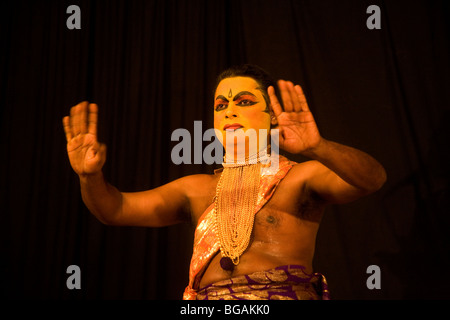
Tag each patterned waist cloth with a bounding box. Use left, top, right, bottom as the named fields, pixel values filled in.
left=195, top=265, right=330, bottom=300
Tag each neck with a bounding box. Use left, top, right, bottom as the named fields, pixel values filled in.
left=223, top=146, right=270, bottom=166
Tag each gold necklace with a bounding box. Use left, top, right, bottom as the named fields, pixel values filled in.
left=214, top=150, right=268, bottom=271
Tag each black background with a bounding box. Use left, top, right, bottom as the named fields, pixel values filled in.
left=1, top=0, right=449, bottom=300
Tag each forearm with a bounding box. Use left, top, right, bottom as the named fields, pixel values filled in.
left=79, top=172, right=123, bottom=224
left=304, top=138, right=387, bottom=193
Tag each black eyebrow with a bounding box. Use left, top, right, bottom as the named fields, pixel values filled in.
left=233, top=91, right=257, bottom=101
left=215, top=95, right=229, bottom=101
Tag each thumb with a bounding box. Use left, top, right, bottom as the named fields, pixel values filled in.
left=98, top=143, right=107, bottom=159
left=86, top=142, right=107, bottom=161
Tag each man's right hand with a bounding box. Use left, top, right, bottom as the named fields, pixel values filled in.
left=63, top=101, right=106, bottom=177
left=62, top=101, right=194, bottom=228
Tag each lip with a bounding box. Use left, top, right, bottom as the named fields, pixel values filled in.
left=223, top=123, right=243, bottom=131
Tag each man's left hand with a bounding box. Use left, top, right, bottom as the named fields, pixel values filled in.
left=268, top=80, right=322, bottom=156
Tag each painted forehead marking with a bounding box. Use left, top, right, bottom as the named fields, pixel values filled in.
left=228, top=89, right=232, bottom=98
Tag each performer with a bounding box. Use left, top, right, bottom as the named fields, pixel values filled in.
left=63, top=64, right=386, bottom=300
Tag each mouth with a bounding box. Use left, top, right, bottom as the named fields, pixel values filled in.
left=223, top=123, right=244, bottom=131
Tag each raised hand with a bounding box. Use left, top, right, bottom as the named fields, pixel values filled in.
left=268, top=80, right=322, bottom=155
left=62, top=102, right=106, bottom=177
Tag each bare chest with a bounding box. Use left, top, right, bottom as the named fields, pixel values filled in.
left=189, top=169, right=324, bottom=225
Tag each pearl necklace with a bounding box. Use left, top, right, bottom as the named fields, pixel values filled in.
left=214, top=149, right=269, bottom=271
left=222, top=147, right=271, bottom=167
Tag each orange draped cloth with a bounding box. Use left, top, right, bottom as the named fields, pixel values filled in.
left=183, top=156, right=296, bottom=300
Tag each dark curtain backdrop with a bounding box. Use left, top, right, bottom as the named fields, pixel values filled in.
left=1, top=0, right=449, bottom=300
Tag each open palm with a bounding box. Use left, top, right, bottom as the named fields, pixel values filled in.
left=268, top=80, right=322, bottom=155
left=62, top=102, right=106, bottom=176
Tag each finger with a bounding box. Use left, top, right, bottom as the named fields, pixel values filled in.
left=267, top=86, right=283, bottom=117
left=70, top=104, right=81, bottom=136
left=71, top=101, right=89, bottom=136
left=278, top=80, right=294, bottom=112
left=99, top=143, right=107, bottom=160
left=89, top=142, right=107, bottom=166
left=62, top=116, right=72, bottom=142
left=88, top=103, right=98, bottom=136
left=294, top=85, right=310, bottom=112
left=285, top=81, right=302, bottom=112
left=79, top=102, right=88, bottom=134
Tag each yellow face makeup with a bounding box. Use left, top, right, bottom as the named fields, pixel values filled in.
left=213, top=77, right=271, bottom=158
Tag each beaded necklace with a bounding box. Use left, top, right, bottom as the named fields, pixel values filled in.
left=214, top=148, right=270, bottom=271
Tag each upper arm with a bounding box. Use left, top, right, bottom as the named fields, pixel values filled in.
left=300, top=161, right=371, bottom=205
left=112, top=176, right=194, bottom=227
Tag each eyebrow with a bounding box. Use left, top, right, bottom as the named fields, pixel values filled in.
left=215, top=91, right=258, bottom=102
left=215, top=95, right=229, bottom=101
left=233, top=91, right=257, bottom=101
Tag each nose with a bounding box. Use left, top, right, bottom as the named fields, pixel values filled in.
left=225, top=103, right=238, bottom=119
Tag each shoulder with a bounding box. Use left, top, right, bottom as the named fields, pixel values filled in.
left=287, top=160, right=325, bottom=180
left=179, top=172, right=219, bottom=184
left=267, top=159, right=315, bottom=192
left=176, top=172, right=220, bottom=224
left=173, top=172, right=219, bottom=198
left=280, top=160, right=328, bottom=199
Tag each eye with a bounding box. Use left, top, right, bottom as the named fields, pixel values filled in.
left=236, top=99, right=257, bottom=106
left=214, top=103, right=227, bottom=111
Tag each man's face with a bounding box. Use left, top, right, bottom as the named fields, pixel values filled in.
left=213, top=77, right=271, bottom=155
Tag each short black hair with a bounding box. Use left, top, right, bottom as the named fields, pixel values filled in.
left=214, top=64, right=277, bottom=112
